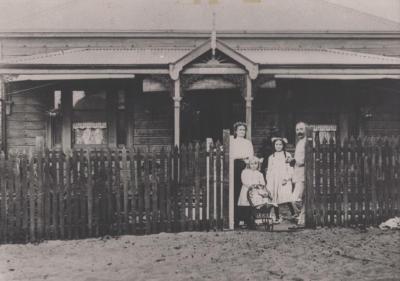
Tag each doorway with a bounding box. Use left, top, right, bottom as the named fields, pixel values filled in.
left=181, top=90, right=244, bottom=144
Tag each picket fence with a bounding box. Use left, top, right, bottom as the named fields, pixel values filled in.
left=305, top=132, right=400, bottom=228
left=0, top=138, right=229, bottom=243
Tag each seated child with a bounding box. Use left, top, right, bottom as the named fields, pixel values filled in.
left=248, top=184, right=277, bottom=209
left=237, top=156, right=275, bottom=228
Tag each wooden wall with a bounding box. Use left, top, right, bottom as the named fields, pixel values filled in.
left=252, top=89, right=281, bottom=154
left=3, top=79, right=399, bottom=153
left=363, top=91, right=400, bottom=137
left=133, top=92, right=173, bottom=151
left=6, top=82, right=51, bottom=151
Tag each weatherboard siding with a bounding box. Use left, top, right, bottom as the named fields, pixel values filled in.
left=6, top=87, right=51, bottom=151
left=133, top=92, right=174, bottom=151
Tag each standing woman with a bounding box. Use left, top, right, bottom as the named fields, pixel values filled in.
left=230, top=122, right=254, bottom=228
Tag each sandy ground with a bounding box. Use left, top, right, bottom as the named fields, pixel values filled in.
left=0, top=227, right=399, bottom=281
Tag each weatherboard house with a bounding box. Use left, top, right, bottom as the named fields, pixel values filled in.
left=0, top=0, right=400, bottom=153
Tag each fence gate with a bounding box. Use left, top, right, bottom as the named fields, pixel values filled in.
left=0, top=132, right=230, bottom=243
left=305, top=128, right=400, bottom=228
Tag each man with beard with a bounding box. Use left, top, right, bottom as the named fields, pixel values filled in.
left=292, top=122, right=307, bottom=227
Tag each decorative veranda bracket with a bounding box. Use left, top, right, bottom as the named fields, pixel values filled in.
left=180, top=74, right=246, bottom=93
left=143, top=74, right=173, bottom=95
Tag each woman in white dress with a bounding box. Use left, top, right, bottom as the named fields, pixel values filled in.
left=265, top=137, right=296, bottom=223
left=230, top=122, right=254, bottom=228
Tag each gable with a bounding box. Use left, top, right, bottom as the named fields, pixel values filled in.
left=169, top=39, right=259, bottom=80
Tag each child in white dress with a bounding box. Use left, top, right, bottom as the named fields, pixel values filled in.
left=237, top=156, right=267, bottom=229
left=266, top=137, right=296, bottom=223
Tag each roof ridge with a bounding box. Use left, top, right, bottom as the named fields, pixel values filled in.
left=318, top=0, right=400, bottom=28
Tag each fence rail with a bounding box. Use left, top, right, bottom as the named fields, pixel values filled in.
left=0, top=140, right=229, bottom=243
left=306, top=133, right=400, bottom=228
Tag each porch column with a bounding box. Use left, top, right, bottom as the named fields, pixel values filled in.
left=173, top=78, right=181, bottom=147
left=0, top=76, right=5, bottom=152
left=61, top=87, right=72, bottom=151
left=245, top=75, right=253, bottom=140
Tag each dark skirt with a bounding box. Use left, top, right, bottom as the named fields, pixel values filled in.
left=234, top=159, right=247, bottom=226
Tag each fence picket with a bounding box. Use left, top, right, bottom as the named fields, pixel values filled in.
left=314, top=133, right=321, bottom=226
left=199, top=143, right=207, bottom=231
left=36, top=147, right=44, bottom=241
left=321, top=137, right=328, bottom=226
left=222, top=130, right=230, bottom=229
left=121, top=148, right=129, bottom=234
left=52, top=150, right=60, bottom=239
left=208, top=142, right=215, bottom=230
left=342, top=138, right=349, bottom=226
left=65, top=150, right=72, bottom=239
left=194, top=143, right=201, bottom=231
left=114, top=150, right=122, bottom=235
left=362, top=138, right=369, bottom=227
left=165, top=149, right=173, bottom=233
left=0, top=152, right=7, bottom=243
left=172, top=146, right=179, bottom=232
left=28, top=151, right=36, bottom=242
left=78, top=149, right=86, bottom=238
left=215, top=141, right=222, bottom=230
left=152, top=152, right=159, bottom=234
left=58, top=151, right=65, bottom=239
left=143, top=149, right=150, bottom=234
left=383, top=140, right=390, bottom=221
left=328, top=136, right=335, bottom=226
left=21, top=153, right=28, bottom=241
left=43, top=149, right=51, bottom=240
left=187, top=143, right=194, bottom=231
left=87, top=149, right=93, bottom=237
left=159, top=148, right=166, bottom=233
left=180, top=145, right=187, bottom=232
left=130, top=148, right=137, bottom=234
left=93, top=148, right=100, bottom=236
left=354, top=138, right=363, bottom=225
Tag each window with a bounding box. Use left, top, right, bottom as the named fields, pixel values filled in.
left=309, top=124, right=337, bottom=144
left=72, top=90, right=107, bottom=145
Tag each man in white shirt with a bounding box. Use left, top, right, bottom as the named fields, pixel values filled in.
left=292, top=122, right=306, bottom=227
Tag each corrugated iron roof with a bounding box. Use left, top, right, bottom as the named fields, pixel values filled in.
left=3, top=48, right=192, bottom=65
left=0, top=0, right=399, bottom=32
left=3, top=47, right=400, bottom=66
left=239, top=48, right=400, bottom=64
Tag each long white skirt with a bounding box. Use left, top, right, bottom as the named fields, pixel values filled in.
left=277, top=181, right=294, bottom=204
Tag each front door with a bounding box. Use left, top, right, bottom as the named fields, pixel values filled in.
left=181, top=90, right=244, bottom=144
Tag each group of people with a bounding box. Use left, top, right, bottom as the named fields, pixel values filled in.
left=231, top=121, right=307, bottom=229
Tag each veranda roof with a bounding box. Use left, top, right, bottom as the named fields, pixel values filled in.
left=3, top=47, right=400, bottom=66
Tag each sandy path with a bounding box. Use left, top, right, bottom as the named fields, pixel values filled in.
left=0, top=228, right=399, bottom=281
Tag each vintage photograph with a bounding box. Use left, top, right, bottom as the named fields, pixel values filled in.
left=0, top=0, right=399, bottom=280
